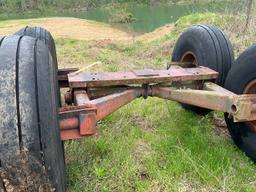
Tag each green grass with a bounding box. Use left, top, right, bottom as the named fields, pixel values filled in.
left=64, top=99, right=256, bottom=191
left=0, top=19, right=33, bottom=27
left=53, top=13, right=256, bottom=191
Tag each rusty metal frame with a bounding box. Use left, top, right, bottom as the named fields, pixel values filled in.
left=59, top=89, right=143, bottom=140
left=68, top=66, right=218, bottom=88
left=151, top=82, right=256, bottom=122
left=58, top=65, right=256, bottom=141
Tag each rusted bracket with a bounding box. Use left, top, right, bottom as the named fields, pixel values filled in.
left=83, top=89, right=143, bottom=121
left=59, top=89, right=143, bottom=140
left=60, top=90, right=98, bottom=140
left=152, top=82, right=256, bottom=122
left=59, top=105, right=97, bottom=140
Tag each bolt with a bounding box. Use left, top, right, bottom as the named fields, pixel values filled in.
left=64, top=91, right=73, bottom=105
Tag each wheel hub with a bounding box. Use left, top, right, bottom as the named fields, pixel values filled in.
left=180, top=51, right=198, bottom=66
left=244, top=79, right=256, bottom=129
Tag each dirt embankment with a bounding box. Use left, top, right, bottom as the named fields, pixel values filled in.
left=0, top=17, right=174, bottom=43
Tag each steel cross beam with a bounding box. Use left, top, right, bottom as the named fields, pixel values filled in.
left=151, top=82, right=256, bottom=122
left=67, top=66, right=218, bottom=88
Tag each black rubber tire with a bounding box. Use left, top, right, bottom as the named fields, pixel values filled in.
left=14, top=26, right=57, bottom=62
left=224, top=45, right=256, bottom=162
left=172, top=24, right=234, bottom=115
left=14, top=26, right=61, bottom=106
left=0, top=35, right=66, bottom=191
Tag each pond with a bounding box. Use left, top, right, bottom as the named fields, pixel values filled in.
left=0, top=1, right=240, bottom=34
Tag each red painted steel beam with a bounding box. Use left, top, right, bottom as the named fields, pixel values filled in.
left=84, top=89, right=143, bottom=121
left=68, top=67, right=218, bottom=88
left=152, top=83, right=256, bottom=122
left=59, top=89, right=143, bottom=140
left=59, top=94, right=97, bottom=140
left=74, top=90, right=90, bottom=105
left=60, top=117, right=79, bottom=130
left=152, top=86, right=235, bottom=112
left=60, top=111, right=97, bottom=141
left=60, top=117, right=83, bottom=140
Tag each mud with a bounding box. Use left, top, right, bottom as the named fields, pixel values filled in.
left=0, top=148, right=53, bottom=192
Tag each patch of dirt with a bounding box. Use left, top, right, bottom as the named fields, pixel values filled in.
left=132, top=140, right=153, bottom=181
left=130, top=116, right=156, bottom=132
left=212, top=114, right=230, bottom=138
left=178, top=177, right=210, bottom=192
left=0, top=17, right=174, bottom=44
left=133, top=140, right=153, bottom=160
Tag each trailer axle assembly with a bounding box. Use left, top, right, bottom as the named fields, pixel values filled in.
left=58, top=66, right=256, bottom=140
left=2, top=25, right=256, bottom=191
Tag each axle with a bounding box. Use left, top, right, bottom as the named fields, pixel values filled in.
left=58, top=66, right=256, bottom=141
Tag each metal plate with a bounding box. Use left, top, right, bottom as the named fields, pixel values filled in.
left=68, top=66, right=218, bottom=88
left=69, top=72, right=102, bottom=81
left=133, top=69, right=160, bottom=77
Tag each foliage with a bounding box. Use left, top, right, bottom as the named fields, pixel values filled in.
left=0, top=0, right=239, bottom=14
left=0, top=0, right=148, bottom=13
left=108, top=7, right=136, bottom=23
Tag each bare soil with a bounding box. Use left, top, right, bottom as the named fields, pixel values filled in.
left=0, top=17, right=174, bottom=43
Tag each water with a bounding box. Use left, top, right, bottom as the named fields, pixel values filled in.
left=0, top=2, right=239, bottom=34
